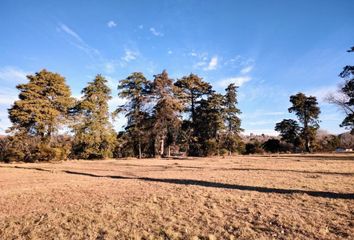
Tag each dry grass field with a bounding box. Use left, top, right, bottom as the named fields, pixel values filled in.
left=0, top=154, right=353, bottom=239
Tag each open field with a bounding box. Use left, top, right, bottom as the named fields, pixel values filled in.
left=0, top=154, right=353, bottom=239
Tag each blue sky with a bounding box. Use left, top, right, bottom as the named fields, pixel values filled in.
left=0, top=0, right=353, bottom=135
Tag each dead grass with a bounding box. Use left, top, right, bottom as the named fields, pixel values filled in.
left=0, top=154, right=353, bottom=239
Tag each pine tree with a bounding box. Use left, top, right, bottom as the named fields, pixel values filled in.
left=7, top=69, right=74, bottom=161
left=151, top=70, right=183, bottom=157
left=174, top=73, right=213, bottom=123
left=288, top=93, right=320, bottom=152
left=72, top=74, right=116, bottom=159
left=223, top=84, right=242, bottom=155
left=116, top=72, right=150, bottom=158
left=9, top=69, right=73, bottom=140
left=192, top=93, right=225, bottom=156
left=174, top=73, right=213, bottom=154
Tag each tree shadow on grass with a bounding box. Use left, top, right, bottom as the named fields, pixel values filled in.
left=3, top=166, right=353, bottom=200
left=215, top=168, right=354, bottom=176
left=273, top=155, right=354, bottom=161
left=63, top=170, right=354, bottom=200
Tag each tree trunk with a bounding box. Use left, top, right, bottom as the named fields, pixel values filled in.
left=191, top=95, right=195, bottom=123
left=168, top=145, right=171, bottom=157
left=305, top=138, right=311, bottom=153
left=138, top=141, right=142, bottom=159
left=160, top=138, right=164, bottom=157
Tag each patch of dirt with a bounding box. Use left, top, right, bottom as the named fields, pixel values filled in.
left=0, top=154, right=353, bottom=239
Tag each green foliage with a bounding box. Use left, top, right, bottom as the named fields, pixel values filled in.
left=338, top=47, right=354, bottom=133
left=116, top=72, right=151, bottom=158
left=275, top=119, right=302, bottom=151
left=288, top=92, right=320, bottom=152
left=72, top=75, right=116, bottom=159
left=223, top=84, right=243, bottom=154
left=224, top=84, right=242, bottom=133
left=174, top=73, right=212, bottom=123
left=7, top=69, right=74, bottom=161
left=244, top=142, right=264, bottom=155
left=315, top=134, right=340, bottom=152
left=151, top=70, right=183, bottom=156
left=8, top=69, right=74, bottom=140
left=1, top=134, right=70, bottom=162
left=223, top=133, right=242, bottom=155
left=191, top=93, right=225, bottom=156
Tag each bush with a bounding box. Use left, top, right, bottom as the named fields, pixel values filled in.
left=244, top=142, right=264, bottom=155
left=1, top=134, right=71, bottom=162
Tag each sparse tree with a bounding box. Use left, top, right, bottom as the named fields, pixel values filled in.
left=72, top=75, right=116, bottom=159
left=288, top=93, right=321, bottom=152
left=327, top=47, right=354, bottom=133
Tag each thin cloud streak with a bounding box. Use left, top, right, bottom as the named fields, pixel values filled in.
left=204, top=56, right=218, bottom=71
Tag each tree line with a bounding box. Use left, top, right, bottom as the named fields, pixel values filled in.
left=0, top=47, right=352, bottom=162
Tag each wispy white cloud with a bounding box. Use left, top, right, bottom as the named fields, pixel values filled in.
left=224, top=55, right=255, bottom=69
left=242, top=111, right=287, bottom=119
left=149, top=27, right=164, bottom=37
left=304, top=85, right=337, bottom=103
left=105, top=63, right=115, bottom=73
left=138, top=25, right=144, bottom=29
left=0, top=91, right=17, bottom=105
left=190, top=52, right=198, bottom=57
left=0, top=66, right=29, bottom=83
left=194, top=61, right=207, bottom=68
left=107, top=20, right=117, bottom=28
left=58, top=23, right=83, bottom=42
left=57, top=23, right=101, bottom=60
left=247, top=120, right=276, bottom=126
left=217, top=76, right=251, bottom=87
left=121, top=49, right=139, bottom=62
left=240, top=65, right=253, bottom=74
left=0, top=87, right=19, bottom=133
left=203, top=56, right=218, bottom=71
left=167, top=50, right=173, bottom=55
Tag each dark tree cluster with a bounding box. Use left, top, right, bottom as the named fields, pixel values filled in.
left=1, top=69, right=243, bottom=162
left=116, top=71, right=243, bottom=158
left=275, top=93, right=321, bottom=153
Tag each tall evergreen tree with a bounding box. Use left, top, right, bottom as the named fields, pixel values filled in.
left=8, top=69, right=74, bottom=141
left=174, top=73, right=213, bottom=123
left=151, top=70, right=183, bottom=157
left=116, top=72, right=150, bottom=158
left=223, top=84, right=242, bottom=154
left=288, top=93, right=320, bottom=152
left=7, top=69, right=74, bottom=162
left=174, top=74, right=213, bottom=154
left=192, top=93, right=225, bottom=156
left=72, top=75, right=116, bottom=159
